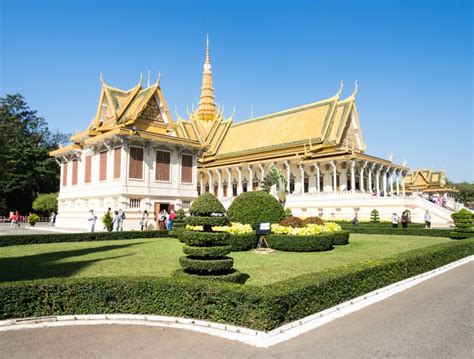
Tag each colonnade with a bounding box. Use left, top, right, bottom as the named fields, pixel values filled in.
left=199, top=159, right=407, bottom=200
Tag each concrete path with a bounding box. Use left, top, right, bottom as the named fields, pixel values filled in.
left=1, top=262, right=472, bottom=358
left=0, top=223, right=84, bottom=235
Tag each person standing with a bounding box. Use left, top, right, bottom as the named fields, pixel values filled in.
left=112, top=210, right=120, bottom=232
left=10, top=212, right=17, bottom=229
left=158, top=210, right=166, bottom=230
left=141, top=210, right=149, bottom=231
left=118, top=209, right=125, bottom=231
left=49, top=212, right=56, bottom=226
left=352, top=213, right=359, bottom=227
left=168, top=210, right=176, bottom=230
left=88, top=210, right=97, bottom=232
left=391, top=213, right=399, bottom=228
left=424, top=210, right=431, bottom=229
left=401, top=212, right=408, bottom=229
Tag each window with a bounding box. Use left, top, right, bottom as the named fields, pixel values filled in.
left=156, top=150, right=171, bottom=181
left=243, top=181, right=248, bottom=193
left=84, top=155, right=92, bottom=183
left=182, top=201, right=191, bottom=209
left=197, top=185, right=201, bottom=196
left=114, top=147, right=121, bottom=179
left=72, top=159, right=78, bottom=185
left=304, top=177, right=309, bottom=193
left=62, top=162, right=68, bottom=186
left=129, top=147, right=144, bottom=179
left=213, top=184, right=218, bottom=196
left=99, top=151, right=107, bottom=181
left=129, top=198, right=141, bottom=208
left=289, top=179, right=295, bottom=193
left=232, top=183, right=237, bottom=197
left=181, top=154, right=193, bottom=183
left=223, top=184, right=228, bottom=197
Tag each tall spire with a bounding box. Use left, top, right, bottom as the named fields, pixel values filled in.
left=196, top=34, right=217, bottom=121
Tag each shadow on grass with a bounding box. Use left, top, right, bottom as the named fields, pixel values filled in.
left=0, top=243, right=144, bottom=282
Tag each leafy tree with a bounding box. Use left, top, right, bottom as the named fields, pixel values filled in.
left=262, top=164, right=287, bottom=204
left=447, top=180, right=474, bottom=209
left=32, top=193, right=58, bottom=214
left=0, top=94, right=68, bottom=215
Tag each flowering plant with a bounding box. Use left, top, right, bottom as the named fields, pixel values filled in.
left=186, top=222, right=253, bottom=234
left=270, top=222, right=342, bottom=235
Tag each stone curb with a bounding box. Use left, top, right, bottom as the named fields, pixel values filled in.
left=0, top=255, right=472, bottom=348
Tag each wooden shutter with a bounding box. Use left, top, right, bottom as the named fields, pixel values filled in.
left=129, top=147, right=144, bottom=179
left=62, top=162, right=68, bottom=186
left=72, top=159, right=78, bottom=185
left=181, top=154, right=193, bottom=183
left=114, top=147, right=121, bottom=179
left=84, top=155, right=92, bottom=183
left=156, top=150, right=170, bottom=181
left=99, top=151, right=107, bottom=181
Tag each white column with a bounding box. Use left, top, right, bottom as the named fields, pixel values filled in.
left=236, top=167, right=243, bottom=194
left=315, top=163, right=320, bottom=194
left=375, top=166, right=381, bottom=197
left=284, top=161, right=291, bottom=193
left=359, top=161, right=367, bottom=192
left=331, top=160, right=337, bottom=193
left=382, top=168, right=388, bottom=196
left=402, top=172, right=406, bottom=196
left=226, top=168, right=232, bottom=198
left=259, top=163, right=265, bottom=188
left=216, top=169, right=223, bottom=198
left=299, top=165, right=305, bottom=194
left=368, top=164, right=373, bottom=193
left=396, top=170, right=400, bottom=195
left=247, top=165, right=253, bottom=192
left=350, top=160, right=356, bottom=194
left=199, top=172, right=204, bottom=194
left=207, top=170, right=213, bottom=193
left=389, top=170, right=394, bottom=195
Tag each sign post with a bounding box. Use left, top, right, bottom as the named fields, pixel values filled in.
left=256, top=222, right=274, bottom=252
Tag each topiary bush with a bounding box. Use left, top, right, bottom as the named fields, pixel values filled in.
left=370, top=209, right=380, bottom=223
left=303, top=216, right=325, bottom=226
left=279, top=216, right=304, bottom=228
left=178, top=193, right=240, bottom=281
left=227, top=191, right=286, bottom=229
left=173, top=209, right=186, bottom=228
left=450, top=208, right=473, bottom=239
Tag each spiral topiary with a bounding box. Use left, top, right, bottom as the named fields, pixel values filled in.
left=370, top=209, right=380, bottom=223
left=177, top=193, right=240, bottom=281
left=450, top=208, right=473, bottom=239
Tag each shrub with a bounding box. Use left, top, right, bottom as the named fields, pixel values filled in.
left=1, top=239, right=472, bottom=330
left=285, top=208, right=293, bottom=217
left=370, top=209, right=380, bottom=223
left=212, top=222, right=253, bottom=234
left=331, top=231, right=350, bottom=245
left=227, top=191, right=286, bottom=229
left=303, top=216, right=324, bottom=226
left=0, top=230, right=170, bottom=247
left=346, top=227, right=467, bottom=237
left=173, top=209, right=186, bottom=228
left=32, top=193, right=58, bottom=214
left=450, top=208, right=473, bottom=239
left=267, top=233, right=334, bottom=252
left=279, top=216, right=304, bottom=228
left=27, top=213, right=39, bottom=226
left=102, top=211, right=113, bottom=232
left=229, top=233, right=257, bottom=251
left=177, top=193, right=238, bottom=280
left=271, top=222, right=342, bottom=235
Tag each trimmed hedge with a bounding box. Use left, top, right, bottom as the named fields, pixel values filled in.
left=346, top=227, right=465, bottom=237
left=227, top=191, right=286, bottom=229
left=189, top=192, right=226, bottom=216
left=185, top=216, right=229, bottom=227
left=229, top=233, right=257, bottom=251
left=179, top=256, right=234, bottom=273
left=337, top=222, right=425, bottom=229
left=267, top=233, right=334, bottom=252
left=0, top=230, right=170, bottom=247
left=180, top=231, right=230, bottom=247
left=183, top=245, right=231, bottom=258
left=331, top=231, right=350, bottom=245
left=1, top=239, right=472, bottom=331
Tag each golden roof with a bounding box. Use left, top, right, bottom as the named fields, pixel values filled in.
left=196, top=35, right=217, bottom=122
left=405, top=169, right=456, bottom=192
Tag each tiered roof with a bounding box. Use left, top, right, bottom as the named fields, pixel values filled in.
left=404, top=169, right=457, bottom=193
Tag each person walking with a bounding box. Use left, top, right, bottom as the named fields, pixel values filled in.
left=10, top=212, right=18, bottom=229
left=112, top=210, right=120, bottom=232
left=88, top=210, right=97, bottom=232
left=141, top=210, right=149, bottom=231
left=49, top=212, right=56, bottom=226
left=118, top=209, right=126, bottom=231
left=424, top=210, right=431, bottom=229
left=352, top=213, right=359, bottom=227
left=158, top=210, right=166, bottom=230
left=168, top=210, right=176, bottom=230
left=401, top=212, right=409, bottom=229
left=391, top=213, right=399, bottom=228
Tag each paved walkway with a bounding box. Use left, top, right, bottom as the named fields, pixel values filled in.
left=0, top=223, right=83, bottom=235
left=1, top=262, right=472, bottom=358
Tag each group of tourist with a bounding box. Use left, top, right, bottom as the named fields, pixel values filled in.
left=86, top=208, right=176, bottom=232
left=351, top=210, right=432, bottom=228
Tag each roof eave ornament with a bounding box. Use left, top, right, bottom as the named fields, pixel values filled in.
left=336, top=80, right=343, bottom=97
left=350, top=80, right=359, bottom=98
left=99, top=72, right=105, bottom=84
left=138, top=73, right=143, bottom=87
left=156, top=72, right=161, bottom=87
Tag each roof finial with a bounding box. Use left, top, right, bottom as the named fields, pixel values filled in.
left=147, top=69, right=151, bottom=87
left=99, top=72, right=104, bottom=84
left=138, top=73, right=143, bottom=87
left=336, top=80, right=343, bottom=97
left=196, top=34, right=217, bottom=121
left=350, top=80, right=359, bottom=97
left=156, top=72, right=161, bottom=86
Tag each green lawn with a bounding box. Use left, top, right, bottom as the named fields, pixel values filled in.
left=0, top=234, right=452, bottom=286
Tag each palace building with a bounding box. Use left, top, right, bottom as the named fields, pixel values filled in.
left=51, top=37, right=457, bottom=229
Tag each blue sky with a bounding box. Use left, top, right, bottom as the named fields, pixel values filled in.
left=1, top=0, right=472, bottom=181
